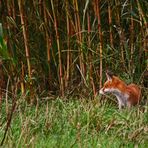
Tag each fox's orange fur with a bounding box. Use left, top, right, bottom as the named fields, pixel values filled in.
left=99, top=71, right=141, bottom=109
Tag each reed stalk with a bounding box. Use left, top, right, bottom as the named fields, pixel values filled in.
left=50, top=0, right=64, bottom=96
left=65, top=0, right=71, bottom=88
left=136, top=0, right=147, bottom=26
left=94, top=0, right=103, bottom=88
left=136, top=0, right=148, bottom=66
left=73, top=0, right=85, bottom=79
left=108, top=0, right=113, bottom=48
left=18, top=0, right=32, bottom=101
left=115, top=0, right=126, bottom=71
left=12, top=0, right=16, bottom=23
left=0, top=59, right=3, bottom=110
left=87, top=13, right=96, bottom=96
left=0, top=24, right=4, bottom=110
left=38, top=0, right=43, bottom=15
left=129, top=3, right=134, bottom=76
left=43, top=0, right=52, bottom=88
left=21, top=62, right=25, bottom=95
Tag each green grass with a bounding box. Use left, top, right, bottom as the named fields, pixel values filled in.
left=0, top=97, right=148, bottom=148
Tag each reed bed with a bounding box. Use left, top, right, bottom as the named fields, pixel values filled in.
left=0, top=0, right=147, bottom=147
left=0, top=0, right=147, bottom=99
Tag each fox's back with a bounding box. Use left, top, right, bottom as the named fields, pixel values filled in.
left=127, top=84, right=141, bottom=105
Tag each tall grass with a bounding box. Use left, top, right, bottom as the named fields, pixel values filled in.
left=0, top=97, right=148, bottom=147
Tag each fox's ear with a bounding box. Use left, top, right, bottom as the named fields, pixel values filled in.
left=106, top=70, right=113, bottom=81
left=106, top=73, right=112, bottom=81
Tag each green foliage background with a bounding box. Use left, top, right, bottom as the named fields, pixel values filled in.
left=0, top=1, right=148, bottom=147
left=0, top=0, right=147, bottom=98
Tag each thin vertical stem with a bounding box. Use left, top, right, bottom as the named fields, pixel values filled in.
left=136, top=0, right=147, bottom=26
left=39, top=0, right=43, bottom=15
left=0, top=59, right=4, bottom=110
left=43, top=0, right=52, bottom=85
left=51, top=0, right=64, bottom=96
left=108, top=0, right=113, bottom=48
left=18, top=0, right=32, bottom=99
left=130, top=3, right=134, bottom=75
left=95, top=0, right=103, bottom=88
left=136, top=0, right=148, bottom=70
left=115, top=0, right=126, bottom=71
left=73, top=0, right=85, bottom=78
left=87, top=13, right=96, bottom=96
left=12, top=0, right=16, bottom=22
left=20, top=62, right=25, bottom=95
left=65, top=0, right=70, bottom=88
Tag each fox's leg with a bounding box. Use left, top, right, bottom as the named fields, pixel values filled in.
left=127, top=101, right=132, bottom=109
left=118, top=101, right=123, bottom=110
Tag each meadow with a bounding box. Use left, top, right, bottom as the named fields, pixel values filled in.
left=0, top=95, right=148, bottom=148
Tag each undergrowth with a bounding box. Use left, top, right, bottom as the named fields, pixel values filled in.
left=0, top=96, right=148, bottom=148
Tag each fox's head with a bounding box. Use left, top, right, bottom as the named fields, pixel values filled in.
left=99, top=70, right=126, bottom=95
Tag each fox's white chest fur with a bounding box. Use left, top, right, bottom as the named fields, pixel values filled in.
left=99, top=88, right=129, bottom=109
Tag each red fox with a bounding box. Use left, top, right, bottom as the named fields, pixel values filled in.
left=99, top=71, right=141, bottom=109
